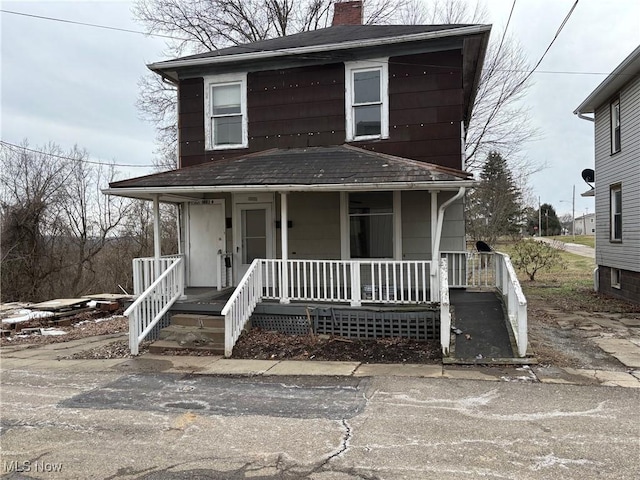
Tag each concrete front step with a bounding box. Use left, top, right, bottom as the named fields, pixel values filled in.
left=148, top=339, right=224, bottom=355
left=170, top=313, right=224, bottom=329
left=159, top=324, right=225, bottom=343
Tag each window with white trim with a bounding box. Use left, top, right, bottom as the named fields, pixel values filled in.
left=610, top=184, right=622, bottom=241
left=349, top=192, right=393, bottom=258
left=204, top=74, right=248, bottom=150
left=611, top=98, right=620, bottom=154
left=345, top=60, right=388, bottom=141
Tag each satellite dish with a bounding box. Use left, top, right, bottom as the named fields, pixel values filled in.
left=581, top=168, right=595, bottom=189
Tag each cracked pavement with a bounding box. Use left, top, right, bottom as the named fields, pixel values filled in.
left=1, top=369, right=639, bottom=479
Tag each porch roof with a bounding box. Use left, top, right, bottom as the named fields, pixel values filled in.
left=105, top=145, right=477, bottom=202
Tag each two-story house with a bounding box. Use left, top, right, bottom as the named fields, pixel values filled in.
left=574, top=45, right=640, bottom=304
left=574, top=213, right=596, bottom=236
left=106, top=2, right=527, bottom=358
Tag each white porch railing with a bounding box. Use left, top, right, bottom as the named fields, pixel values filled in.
left=220, top=255, right=527, bottom=358
left=133, top=254, right=184, bottom=295
left=262, top=259, right=433, bottom=305
left=441, top=251, right=496, bottom=288
left=220, top=258, right=433, bottom=357
left=495, top=252, right=528, bottom=357
left=125, top=255, right=185, bottom=355
left=221, top=258, right=263, bottom=357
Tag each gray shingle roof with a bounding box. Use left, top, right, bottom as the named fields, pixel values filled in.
left=109, top=145, right=472, bottom=190
left=175, top=25, right=475, bottom=62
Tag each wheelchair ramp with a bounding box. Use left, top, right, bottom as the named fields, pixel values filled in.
left=449, top=290, right=514, bottom=362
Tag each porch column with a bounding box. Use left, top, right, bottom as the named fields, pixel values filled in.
left=153, top=194, right=161, bottom=277
left=430, top=191, right=439, bottom=301
left=280, top=192, right=290, bottom=304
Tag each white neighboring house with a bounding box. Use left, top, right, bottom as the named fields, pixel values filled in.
left=574, top=213, right=596, bottom=236
left=574, top=45, right=640, bottom=304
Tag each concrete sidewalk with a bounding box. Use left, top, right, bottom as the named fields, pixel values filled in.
left=2, top=333, right=639, bottom=388
left=535, top=236, right=595, bottom=258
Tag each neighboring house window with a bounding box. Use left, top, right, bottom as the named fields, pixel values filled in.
left=349, top=192, right=393, bottom=258
left=204, top=74, right=248, bottom=150
left=610, top=184, right=622, bottom=241
left=611, top=268, right=621, bottom=289
left=345, top=60, right=389, bottom=141
left=611, top=98, right=621, bottom=154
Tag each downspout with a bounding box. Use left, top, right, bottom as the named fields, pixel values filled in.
left=575, top=110, right=596, bottom=290
left=431, top=187, right=466, bottom=301
left=433, top=187, right=466, bottom=263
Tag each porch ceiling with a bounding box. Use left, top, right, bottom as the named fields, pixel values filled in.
left=104, top=145, right=478, bottom=202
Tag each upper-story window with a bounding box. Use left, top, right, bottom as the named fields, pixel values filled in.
left=345, top=60, right=389, bottom=141
left=204, top=73, right=248, bottom=150
left=610, top=98, right=621, bottom=154
left=610, top=184, right=622, bottom=242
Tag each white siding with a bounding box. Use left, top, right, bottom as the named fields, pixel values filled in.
left=594, top=75, right=640, bottom=272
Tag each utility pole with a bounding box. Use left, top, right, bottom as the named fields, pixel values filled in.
left=545, top=210, right=549, bottom=236
left=538, top=196, right=542, bottom=237
left=572, top=184, right=576, bottom=240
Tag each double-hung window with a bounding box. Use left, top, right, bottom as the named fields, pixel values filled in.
left=204, top=74, right=248, bottom=150
left=610, top=98, right=621, bottom=154
left=345, top=60, right=389, bottom=141
left=610, top=184, right=622, bottom=241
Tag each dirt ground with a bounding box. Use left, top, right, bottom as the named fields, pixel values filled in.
left=231, top=329, right=442, bottom=363
left=3, top=287, right=639, bottom=368
left=524, top=287, right=640, bottom=369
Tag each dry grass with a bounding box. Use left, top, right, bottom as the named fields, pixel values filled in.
left=497, top=241, right=639, bottom=314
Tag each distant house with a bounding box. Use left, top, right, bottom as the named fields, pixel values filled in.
left=574, top=45, right=640, bottom=304
left=574, top=213, right=596, bottom=236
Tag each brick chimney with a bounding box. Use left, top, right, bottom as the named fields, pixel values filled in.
left=332, top=1, right=363, bottom=26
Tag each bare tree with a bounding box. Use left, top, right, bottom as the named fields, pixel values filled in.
left=398, top=1, right=536, bottom=170
left=0, top=141, right=131, bottom=301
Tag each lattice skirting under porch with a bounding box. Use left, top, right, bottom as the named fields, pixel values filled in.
left=251, top=309, right=439, bottom=341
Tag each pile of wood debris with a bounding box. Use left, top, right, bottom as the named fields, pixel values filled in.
left=0, top=294, right=131, bottom=346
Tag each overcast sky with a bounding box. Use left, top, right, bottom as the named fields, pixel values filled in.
left=2, top=0, right=639, bottom=218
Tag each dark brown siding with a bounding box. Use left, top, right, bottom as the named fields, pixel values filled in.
left=598, top=266, right=640, bottom=305
left=178, top=78, right=206, bottom=167
left=358, top=50, right=464, bottom=170
left=177, top=50, right=464, bottom=169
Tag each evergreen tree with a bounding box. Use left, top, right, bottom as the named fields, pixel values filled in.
left=537, top=203, right=562, bottom=236
left=467, top=151, right=523, bottom=244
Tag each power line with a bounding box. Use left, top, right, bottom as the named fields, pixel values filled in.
left=0, top=9, right=190, bottom=41
left=494, top=0, right=517, bottom=59
left=3, top=5, right=626, bottom=79
left=0, top=141, right=155, bottom=169
left=521, top=0, right=580, bottom=84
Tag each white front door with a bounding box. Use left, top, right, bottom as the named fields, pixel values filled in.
left=234, top=200, right=274, bottom=281
left=188, top=201, right=226, bottom=287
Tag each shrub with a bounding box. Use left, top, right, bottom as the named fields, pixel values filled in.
left=511, top=239, right=566, bottom=281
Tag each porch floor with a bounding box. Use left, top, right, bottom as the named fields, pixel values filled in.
left=170, top=288, right=234, bottom=315
left=449, top=290, right=514, bottom=360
